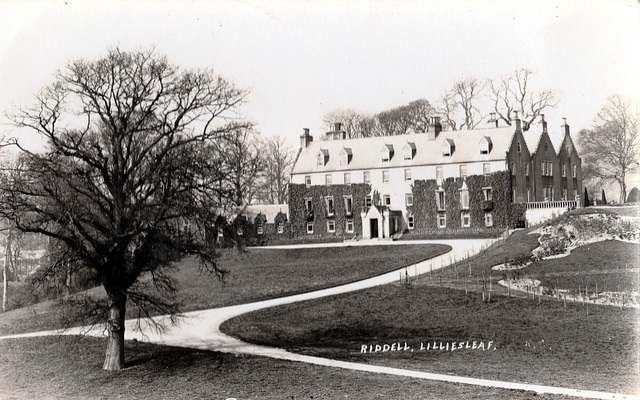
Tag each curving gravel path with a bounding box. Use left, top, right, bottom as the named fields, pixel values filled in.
left=2, top=238, right=638, bottom=400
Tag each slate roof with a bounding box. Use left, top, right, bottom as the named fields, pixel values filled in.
left=243, top=204, right=288, bottom=222
left=292, top=126, right=517, bottom=174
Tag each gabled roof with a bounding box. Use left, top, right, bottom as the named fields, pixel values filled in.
left=291, top=126, right=517, bottom=175
left=340, top=147, right=353, bottom=156
left=243, top=204, right=288, bottom=223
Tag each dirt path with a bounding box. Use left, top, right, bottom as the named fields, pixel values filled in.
left=1, top=238, right=638, bottom=400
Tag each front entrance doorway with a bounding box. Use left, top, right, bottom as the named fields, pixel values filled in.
left=370, top=219, right=379, bottom=238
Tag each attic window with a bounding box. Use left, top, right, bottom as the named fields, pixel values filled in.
left=316, top=149, right=329, bottom=167
left=480, top=136, right=492, bottom=154
left=381, top=144, right=394, bottom=162
left=403, top=142, right=416, bottom=160
left=442, top=139, right=455, bottom=157
left=339, top=147, right=352, bottom=166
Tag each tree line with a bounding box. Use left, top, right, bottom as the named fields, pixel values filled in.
left=321, top=68, right=559, bottom=138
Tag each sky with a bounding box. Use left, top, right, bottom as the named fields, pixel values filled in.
left=1, top=0, right=639, bottom=153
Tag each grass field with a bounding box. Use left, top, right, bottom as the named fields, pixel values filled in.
left=0, top=336, right=578, bottom=400
left=0, top=244, right=449, bottom=336
left=222, top=284, right=639, bottom=395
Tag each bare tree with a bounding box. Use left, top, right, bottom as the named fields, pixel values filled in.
left=0, top=48, right=248, bottom=370
left=322, top=108, right=370, bottom=139
left=488, top=68, right=558, bottom=129
left=578, top=95, right=640, bottom=203
left=256, top=135, right=295, bottom=205
left=210, top=125, right=263, bottom=209
left=438, top=78, right=483, bottom=130
left=438, top=89, right=458, bottom=131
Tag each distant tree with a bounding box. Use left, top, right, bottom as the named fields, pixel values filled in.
left=488, top=68, right=558, bottom=130
left=211, top=125, right=263, bottom=209
left=601, top=189, right=608, bottom=205
left=439, top=78, right=483, bottom=130
left=583, top=187, right=590, bottom=207
left=321, top=108, right=371, bottom=139
left=256, top=135, right=295, bottom=204
left=578, top=95, right=640, bottom=203
left=0, top=48, right=248, bottom=370
left=626, top=187, right=639, bottom=203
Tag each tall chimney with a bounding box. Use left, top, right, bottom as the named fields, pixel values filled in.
left=428, top=116, right=442, bottom=141
left=300, top=128, right=313, bottom=149
left=561, top=117, right=570, bottom=136
left=541, top=114, right=547, bottom=134
left=513, top=111, right=521, bottom=132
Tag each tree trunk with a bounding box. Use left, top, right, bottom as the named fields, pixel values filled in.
left=103, top=289, right=127, bottom=371
left=3, top=235, right=11, bottom=312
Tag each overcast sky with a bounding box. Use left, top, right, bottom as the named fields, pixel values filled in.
left=1, top=0, right=639, bottom=150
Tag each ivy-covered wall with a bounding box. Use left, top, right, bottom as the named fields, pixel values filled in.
left=289, top=183, right=371, bottom=239
left=407, top=170, right=526, bottom=233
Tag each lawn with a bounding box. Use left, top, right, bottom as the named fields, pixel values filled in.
left=222, top=285, right=640, bottom=395
left=0, top=244, right=450, bottom=336
left=0, top=336, right=575, bottom=400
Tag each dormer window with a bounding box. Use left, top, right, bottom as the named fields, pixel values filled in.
left=480, top=136, right=492, bottom=154
left=339, top=147, right=352, bottom=166
left=403, top=142, right=416, bottom=160
left=316, top=149, right=329, bottom=167
left=381, top=144, right=394, bottom=162
left=441, top=139, right=455, bottom=157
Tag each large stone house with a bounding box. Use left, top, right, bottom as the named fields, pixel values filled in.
left=289, top=116, right=582, bottom=239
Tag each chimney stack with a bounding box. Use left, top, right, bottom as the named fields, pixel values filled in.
left=300, top=128, right=313, bottom=149
left=561, top=117, right=570, bottom=136
left=541, top=114, right=547, bottom=134
left=513, top=111, right=521, bottom=132
left=428, top=116, right=442, bottom=141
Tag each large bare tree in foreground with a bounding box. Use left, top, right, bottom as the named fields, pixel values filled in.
left=578, top=95, right=640, bottom=203
left=0, top=48, right=248, bottom=370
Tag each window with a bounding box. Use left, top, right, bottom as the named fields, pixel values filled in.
left=305, top=175, right=311, bottom=187
left=483, top=163, right=491, bottom=175
left=572, top=164, right=577, bottom=178
left=527, top=188, right=531, bottom=202
left=484, top=213, right=493, bottom=227
left=525, top=163, right=529, bottom=177
left=305, top=198, right=313, bottom=213
left=517, top=142, right=521, bottom=152
left=344, top=196, right=353, bottom=215
left=543, top=186, right=554, bottom=201
left=403, top=143, right=415, bottom=160
left=407, top=215, right=414, bottom=230
left=482, top=187, right=493, bottom=201
left=325, top=174, right=332, bottom=185
left=480, top=137, right=492, bottom=154
left=325, top=196, right=335, bottom=216
left=382, top=170, right=390, bottom=183
left=257, top=222, right=264, bottom=235
left=316, top=153, right=324, bottom=167
left=542, top=161, right=553, bottom=177
left=404, top=168, right=412, bottom=181
left=381, top=144, right=394, bottom=162
left=363, top=171, right=371, bottom=184
left=383, top=194, right=391, bottom=206
left=461, top=212, right=471, bottom=227
left=237, top=225, right=244, bottom=236
left=405, top=193, right=413, bottom=206
left=344, top=172, right=351, bottom=185
left=573, top=189, right=578, bottom=200
left=437, top=213, right=446, bottom=228
left=306, top=222, right=314, bottom=234
left=460, top=189, right=469, bottom=210
left=327, top=220, right=335, bottom=233
left=218, top=226, right=224, bottom=237
left=460, top=164, right=467, bottom=178
left=277, top=222, right=284, bottom=234
left=436, top=166, right=443, bottom=180
left=345, top=219, right=354, bottom=233
left=562, top=188, right=568, bottom=200
left=512, top=188, right=517, bottom=202
left=562, top=163, right=567, bottom=177
left=436, top=190, right=446, bottom=211
left=511, top=162, right=516, bottom=175
left=364, top=195, right=372, bottom=207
